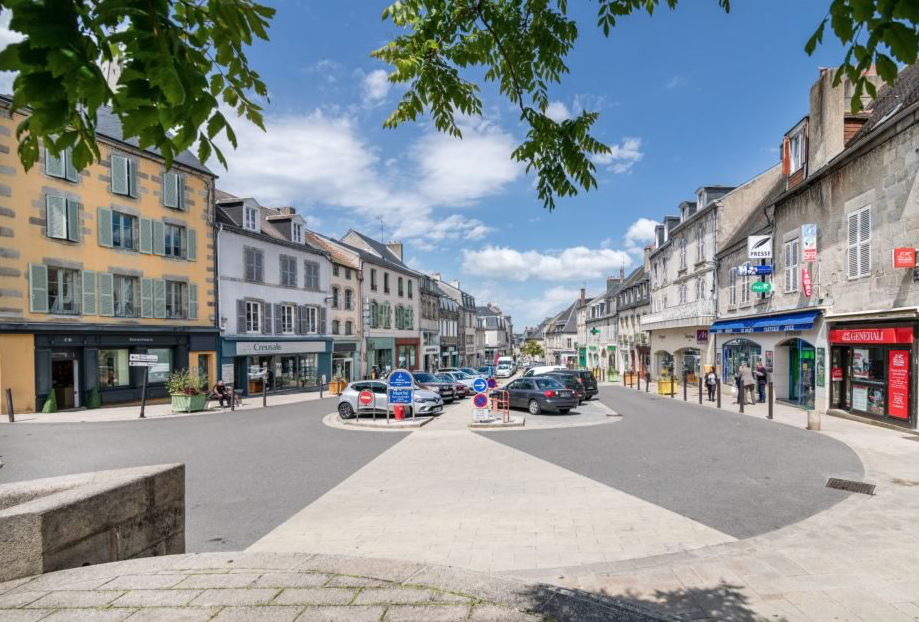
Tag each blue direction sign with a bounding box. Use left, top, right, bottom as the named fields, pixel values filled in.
left=473, top=393, right=488, bottom=408
left=737, top=264, right=773, bottom=276
left=387, top=369, right=414, bottom=405
left=472, top=378, right=488, bottom=393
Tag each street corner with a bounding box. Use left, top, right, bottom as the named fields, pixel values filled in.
left=322, top=411, right=433, bottom=432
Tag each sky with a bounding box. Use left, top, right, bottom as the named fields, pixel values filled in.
left=1, top=3, right=851, bottom=329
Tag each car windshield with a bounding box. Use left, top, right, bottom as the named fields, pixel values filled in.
left=534, top=378, right=564, bottom=389
left=435, top=374, right=454, bottom=382
left=413, top=373, right=438, bottom=383
left=460, top=368, right=478, bottom=375
left=454, top=372, right=470, bottom=379
left=477, top=367, right=491, bottom=373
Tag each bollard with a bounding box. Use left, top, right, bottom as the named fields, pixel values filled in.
left=683, top=373, right=687, bottom=401
left=670, top=376, right=675, bottom=398
left=5, top=388, right=13, bottom=423
left=767, top=382, right=773, bottom=420
left=319, top=382, right=323, bottom=399
left=807, top=409, right=821, bottom=431
left=623, top=371, right=626, bottom=387
left=716, top=377, right=721, bottom=408
left=230, top=388, right=235, bottom=411
left=739, top=387, right=744, bottom=413
left=698, top=376, right=703, bottom=404
left=645, top=372, right=649, bottom=392
left=263, top=382, right=267, bottom=407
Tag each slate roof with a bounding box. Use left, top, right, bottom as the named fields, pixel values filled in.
left=547, top=301, right=578, bottom=335
left=215, top=199, right=327, bottom=256
left=851, top=62, right=919, bottom=142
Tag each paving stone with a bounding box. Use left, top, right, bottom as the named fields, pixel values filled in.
left=383, top=605, right=472, bottom=621
left=352, top=587, right=445, bottom=605
left=0, top=610, right=57, bottom=622
left=110, top=589, right=202, bottom=607
left=188, top=588, right=280, bottom=606
left=0, top=579, right=34, bottom=597
left=253, top=573, right=330, bottom=588
left=272, top=588, right=356, bottom=606
left=119, top=607, right=221, bottom=622
left=99, top=575, right=186, bottom=590
left=175, top=573, right=262, bottom=588
left=0, top=591, right=49, bottom=608
left=25, top=591, right=124, bottom=608
left=38, top=610, right=137, bottom=622
left=468, top=604, right=540, bottom=621
left=297, top=606, right=386, bottom=622
left=324, top=576, right=391, bottom=588
left=211, top=605, right=304, bottom=621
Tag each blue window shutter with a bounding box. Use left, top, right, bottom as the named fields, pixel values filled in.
left=153, top=280, right=166, bottom=318
left=66, top=200, right=80, bottom=242
left=153, top=221, right=165, bottom=255
left=139, top=218, right=153, bottom=254
left=98, top=272, right=114, bottom=317
left=140, top=278, right=154, bottom=318
left=29, top=264, right=48, bottom=313
left=82, top=270, right=96, bottom=315
left=97, top=208, right=113, bottom=247
left=188, top=283, right=198, bottom=320
left=187, top=227, right=197, bottom=261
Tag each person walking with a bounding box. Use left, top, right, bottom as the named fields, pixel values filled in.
left=755, top=362, right=768, bottom=403
left=734, top=364, right=744, bottom=404
left=704, top=366, right=717, bottom=402
left=741, top=363, right=756, bottom=404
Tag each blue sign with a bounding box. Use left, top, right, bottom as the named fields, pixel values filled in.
left=388, top=369, right=414, bottom=405
left=473, top=393, right=488, bottom=408
left=737, top=264, right=773, bottom=276
left=472, top=378, right=488, bottom=393
left=388, top=388, right=413, bottom=404
left=487, top=378, right=497, bottom=389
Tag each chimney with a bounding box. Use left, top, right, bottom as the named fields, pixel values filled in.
left=386, top=240, right=403, bottom=261
left=580, top=287, right=585, bottom=304
left=451, top=279, right=460, bottom=289
left=607, top=275, right=617, bottom=292
left=620, top=266, right=625, bottom=280
left=644, top=245, right=652, bottom=271
left=279, top=207, right=295, bottom=216
left=431, top=272, right=441, bottom=281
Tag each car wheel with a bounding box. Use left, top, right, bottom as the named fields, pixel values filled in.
left=528, top=399, right=541, bottom=415
left=558, top=408, right=570, bottom=414
left=338, top=402, right=355, bottom=419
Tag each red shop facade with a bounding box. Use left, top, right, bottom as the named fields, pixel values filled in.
left=828, top=323, right=917, bottom=429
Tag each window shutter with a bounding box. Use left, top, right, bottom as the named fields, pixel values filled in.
left=858, top=207, right=870, bottom=277
left=187, top=227, right=197, bottom=261
left=237, top=299, right=246, bottom=333
left=127, top=159, right=138, bottom=198
left=66, top=200, right=80, bottom=242
left=153, top=279, right=166, bottom=318
left=95, top=207, right=112, bottom=247
left=188, top=284, right=198, bottom=320
left=255, top=250, right=263, bottom=282
left=140, top=278, right=153, bottom=318
left=320, top=305, right=327, bottom=335
left=98, top=272, right=115, bottom=317
left=274, top=303, right=282, bottom=334
left=163, top=171, right=178, bottom=208
left=28, top=264, right=48, bottom=313
left=45, top=195, right=67, bottom=239
left=111, top=154, right=128, bottom=195
left=178, top=175, right=185, bottom=210
left=792, top=240, right=799, bottom=291
left=82, top=270, right=96, bottom=315
left=45, top=146, right=65, bottom=178
left=153, top=220, right=166, bottom=255
left=64, top=149, right=78, bottom=182
left=138, top=218, right=152, bottom=254
left=781, top=137, right=790, bottom=175
left=262, top=301, right=272, bottom=334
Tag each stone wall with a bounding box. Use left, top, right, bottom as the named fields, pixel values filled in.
left=0, top=463, right=184, bottom=582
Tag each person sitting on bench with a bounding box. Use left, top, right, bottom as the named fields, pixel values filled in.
left=210, top=380, right=232, bottom=408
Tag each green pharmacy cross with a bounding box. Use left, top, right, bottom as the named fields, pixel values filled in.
left=589, top=328, right=601, bottom=335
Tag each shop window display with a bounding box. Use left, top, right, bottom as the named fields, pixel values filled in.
left=98, top=349, right=130, bottom=387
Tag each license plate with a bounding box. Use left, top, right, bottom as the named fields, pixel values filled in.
left=560, top=391, right=571, bottom=397
left=431, top=406, right=442, bottom=413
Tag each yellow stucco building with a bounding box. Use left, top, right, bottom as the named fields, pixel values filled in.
left=0, top=97, right=218, bottom=414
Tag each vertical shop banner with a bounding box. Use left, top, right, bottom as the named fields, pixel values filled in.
left=802, top=224, right=817, bottom=261
left=801, top=266, right=813, bottom=297
left=852, top=349, right=869, bottom=379
left=816, top=347, right=825, bottom=387
left=888, top=349, right=910, bottom=420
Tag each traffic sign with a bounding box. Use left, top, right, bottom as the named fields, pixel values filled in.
left=473, top=393, right=488, bottom=408
left=751, top=281, right=773, bottom=293
left=129, top=360, right=155, bottom=367
left=472, top=378, right=488, bottom=393
left=472, top=408, right=491, bottom=422
left=487, top=378, right=497, bottom=389
left=129, top=354, right=158, bottom=363
left=387, top=369, right=414, bottom=405
left=358, top=390, right=373, bottom=406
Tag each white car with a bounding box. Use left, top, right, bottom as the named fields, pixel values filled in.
left=495, top=364, right=513, bottom=378
left=523, top=365, right=568, bottom=377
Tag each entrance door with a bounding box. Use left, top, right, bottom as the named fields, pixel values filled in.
left=51, top=359, right=76, bottom=409
left=789, top=343, right=800, bottom=401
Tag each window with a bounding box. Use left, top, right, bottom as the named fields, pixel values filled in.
left=405, top=307, right=413, bottom=329
left=163, top=171, right=184, bottom=209
left=280, top=255, right=297, bottom=287
left=784, top=239, right=799, bottom=292
left=332, top=319, right=340, bottom=335
left=345, top=268, right=351, bottom=280
left=246, top=301, right=261, bottom=333
left=741, top=263, right=751, bottom=304
left=98, top=349, right=130, bottom=387
left=370, top=301, right=378, bottom=328
left=407, top=280, right=413, bottom=299
left=45, top=195, right=80, bottom=242
left=398, top=276, right=404, bottom=297
left=344, top=288, right=353, bottom=310
left=384, top=272, right=390, bottom=294
left=244, top=206, right=259, bottom=231
left=303, top=306, right=318, bottom=334
left=382, top=302, right=391, bottom=328
left=396, top=305, right=404, bottom=330
left=332, top=264, right=339, bottom=277
left=679, top=284, right=687, bottom=304
left=847, top=206, right=871, bottom=279
left=111, top=212, right=138, bottom=250
left=292, top=223, right=303, bottom=243
left=110, top=154, right=138, bottom=198
left=48, top=267, right=78, bottom=314
left=281, top=304, right=295, bottom=334
left=696, top=277, right=704, bottom=301
left=45, top=145, right=78, bottom=182
left=345, top=320, right=353, bottom=335
left=164, top=224, right=186, bottom=258
left=788, top=127, right=805, bottom=173
left=332, top=286, right=340, bottom=308
left=729, top=268, right=737, bottom=306
left=147, top=348, right=173, bottom=383
left=370, top=269, right=377, bottom=291
left=696, top=226, right=704, bottom=262
left=113, top=275, right=139, bottom=317
left=165, top=281, right=186, bottom=319
left=304, top=260, right=320, bottom=291
left=244, top=247, right=264, bottom=282
left=679, top=238, right=686, bottom=269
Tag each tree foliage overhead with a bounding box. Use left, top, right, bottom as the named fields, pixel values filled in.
left=0, top=0, right=274, bottom=172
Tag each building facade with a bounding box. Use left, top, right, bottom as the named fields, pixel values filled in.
left=476, top=304, right=513, bottom=363
left=419, top=274, right=441, bottom=371
left=545, top=299, right=578, bottom=367
left=0, top=102, right=219, bottom=414
left=584, top=274, right=623, bottom=376
left=617, top=263, right=651, bottom=377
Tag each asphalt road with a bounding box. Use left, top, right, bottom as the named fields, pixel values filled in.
left=0, top=398, right=407, bottom=553
left=482, top=385, right=865, bottom=539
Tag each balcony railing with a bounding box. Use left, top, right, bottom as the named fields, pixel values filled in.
left=641, top=299, right=714, bottom=329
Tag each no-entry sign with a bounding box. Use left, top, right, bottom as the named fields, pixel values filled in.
left=358, top=390, right=373, bottom=406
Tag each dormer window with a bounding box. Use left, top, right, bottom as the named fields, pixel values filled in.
left=292, top=223, right=303, bottom=243
left=784, top=119, right=807, bottom=175
left=244, top=206, right=258, bottom=232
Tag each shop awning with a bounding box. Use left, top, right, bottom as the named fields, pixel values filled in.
left=710, top=310, right=820, bottom=334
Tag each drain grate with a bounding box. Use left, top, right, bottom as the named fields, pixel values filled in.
left=827, top=477, right=876, bottom=495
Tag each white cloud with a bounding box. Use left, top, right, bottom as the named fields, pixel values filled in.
left=461, top=245, right=632, bottom=282
left=0, top=10, right=23, bottom=94
left=665, top=76, right=686, bottom=90
left=591, top=137, right=643, bottom=174
left=544, top=101, right=571, bottom=122
left=624, top=217, right=659, bottom=255
left=361, top=69, right=391, bottom=104
left=467, top=283, right=580, bottom=329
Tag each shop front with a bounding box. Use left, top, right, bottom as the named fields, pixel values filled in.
left=828, top=324, right=916, bottom=428
left=29, top=326, right=218, bottom=411
left=395, top=338, right=419, bottom=371
left=647, top=326, right=712, bottom=381
left=221, top=337, right=332, bottom=396
left=440, top=344, right=458, bottom=368
left=422, top=344, right=439, bottom=372
left=332, top=340, right=360, bottom=384
left=365, top=336, right=394, bottom=378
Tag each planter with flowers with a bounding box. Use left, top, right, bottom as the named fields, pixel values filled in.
left=167, top=369, right=207, bottom=413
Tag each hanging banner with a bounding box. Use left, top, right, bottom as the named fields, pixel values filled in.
left=888, top=350, right=910, bottom=420
left=802, top=224, right=817, bottom=261
left=802, top=266, right=813, bottom=297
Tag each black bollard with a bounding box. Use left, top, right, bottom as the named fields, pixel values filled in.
left=716, top=377, right=721, bottom=408
left=5, top=388, right=13, bottom=423
left=698, top=376, right=703, bottom=404
left=768, top=381, right=774, bottom=420
left=683, top=373, right=688, bottom=401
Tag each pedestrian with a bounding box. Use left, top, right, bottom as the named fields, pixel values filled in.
left=370, top=366, right=378, bottom=380
left=755, top=362, right=767, bottom=403
left=734, top=364, right=744, bottom=404
left=705, top=366, right=717, bottom=402
left=741, top=363, right=756, bottom=404
left=209, top=380, right=231, bottom=408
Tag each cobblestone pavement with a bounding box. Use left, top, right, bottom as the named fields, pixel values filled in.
left=0, top=552, right=668, bottom=621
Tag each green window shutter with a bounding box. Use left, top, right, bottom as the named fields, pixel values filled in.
left=187, top=227, right=197, bottom=261
left=64, top=148, right=78, bottom=182
left=139, top=218, right=153, bottom=254
left=110, top=154, right=128, bottom=195
left=188, top=283, right=198, bottom=320
left=178, top=175, right=185, bottom=210
left=98, top=272, right=114, bottom=317
left=140, top=278, right=154, bottom=318
left=153, top=221, right=165, bottom=255
left=153, top=279, right=166, bottom=318
left=45, top=195, right=66, bottom=239
left=163, top=171, right=178, bottom=208
left=97, top=207, right=113, bottom=247
left=66, top=200, right=80, bottom=242
left=127, top=159, right=138, bottom=198
left=28, top=263, right=48, bottom=313
left=45, top=146, right=65, bottom=178
left=81, top=270, right=96, bottom=315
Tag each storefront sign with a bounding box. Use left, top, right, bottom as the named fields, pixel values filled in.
left=748, top=235, right=773, bottom=259
left=422, top=345, right=439, bottom=355
left=888, top=350, right=910, bottom=420
left=892, top=247, right=917, bottom=268
left=696, top=329, right=709, bottom=343
left=832, top=367, right=843, bottom=380
left=802, top=224, right=817, bottom=261
left=237, top=341, right=326, bottom=356
left=750, top=281, right=773, bottom=293
left=828, top=327, right=913, bottom=344
left=737, top=264, right=773, bottom=276
left=221, top=364, right=234, bottom=384
left=816, top=347, right=825, bottom=387
left=802, top=266, right=813, bottom=297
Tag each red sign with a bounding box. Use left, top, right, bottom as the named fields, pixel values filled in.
left=473, top=393, right=488, bottom=408
left=358, top=389, right=374, bottom=406
left=696, top=329, right=709, bottom=343
left=888, top=350, right=910, bottom=420
left=892, top=247, right=917, bottom=269
left=831, top=367, right=843, bottom=381
left=829, top=327, right=913, bottom=344
left=801, top=267, right=812, bottom=298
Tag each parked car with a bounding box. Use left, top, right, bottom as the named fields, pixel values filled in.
left=411, top=371, right=456, bottom=403
left=459, top=367, right=484, bottom=379
left=493, top=376, right=577, bottom=415
left=547, top=369, right=598, bottom=400
left=541, top=372, right=585, bottom=403
left=338, top=380, right=443, bottom=418
left=495, top=363, right=513, bottom=378
left=523, top=365, right=567, bottom=377
left=437, top=373, right=468, bottom=398
left=439, top=370, right=476, bottom=388
left=477, top=365, right=495, bottom=378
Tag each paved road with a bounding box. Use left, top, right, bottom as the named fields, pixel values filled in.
left=483, top=385, right=864, bottom=539
left=0, top=397, right=407, bottom=553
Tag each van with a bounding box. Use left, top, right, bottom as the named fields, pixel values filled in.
left=497, top=356, right=515, bottom=372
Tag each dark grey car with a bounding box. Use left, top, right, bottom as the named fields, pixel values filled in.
left=411, top=371, right=456, bottom=403
left=494, top=376, right=578, bottom=415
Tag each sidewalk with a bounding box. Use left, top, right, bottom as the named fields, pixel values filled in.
left=0, top=390, right=334, bottom=424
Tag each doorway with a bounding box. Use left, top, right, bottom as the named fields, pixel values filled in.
left=51, top=358, right=79, bottom=409
left=785, top=339, right=815, bottom=409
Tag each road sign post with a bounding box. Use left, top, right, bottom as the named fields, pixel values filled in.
left=139, top=367, right=149, bottom=419
left=387, top=369, right=414, bottom=422
left=128, top=354, right=158, bottom=419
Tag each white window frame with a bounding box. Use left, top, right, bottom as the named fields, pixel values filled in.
left=696, top=226, right=704, bottom=262
left=784, top=239, right=799, bottom=293
left=304, top=306, right=318, bottom=334
left=740, top=262, right=751, bottom=304
left=729, top=268, right=737, bottom=306
left=245, top=301, right=261, bottom=333
left=788, top=120, right=806, bottom=174
left=292, top=223, right=303, bottom=243
left=679, top=238, right=686, bottom=269
left=280, top=304, right=295, bottom=334
left=244, top=206, right=259, bottom=232
left=847, top=205, right=871, bottom=280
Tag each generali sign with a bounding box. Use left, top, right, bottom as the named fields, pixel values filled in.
left=828, top=327, right=913, bottom=345
left=892, top=247, right=917, bottom=269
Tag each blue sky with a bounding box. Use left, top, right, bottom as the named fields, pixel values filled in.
left=209, top=1, right=848, bottom=329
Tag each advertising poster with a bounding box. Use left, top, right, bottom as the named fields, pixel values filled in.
left=764, top=350, right=773, bottom=373
left=852, top=348, right=869, bottom=379
left=802, top=224, right=817, bottom=261
left=816, top=347, right=825, bottom=387
left=852, top=386, right=868, bottom=412
left=888, top=349, right=910, bottom=420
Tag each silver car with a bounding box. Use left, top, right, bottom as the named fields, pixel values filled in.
left=337, top=380, right=443, bottom=419
left=439, top=370, right=476, bottom=389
